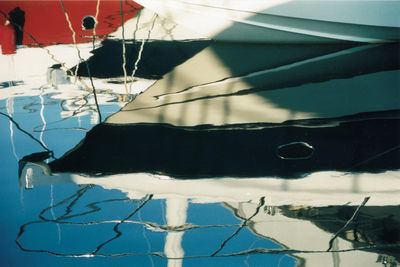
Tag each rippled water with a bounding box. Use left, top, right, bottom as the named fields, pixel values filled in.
left=1, top=91, right=298, bottom=266
left=1, top=2, right=400, bottom=266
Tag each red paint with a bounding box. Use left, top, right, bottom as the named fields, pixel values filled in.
left=0, top=24, right=16, bottom=54
left=0, top=0, right=142, bottom=46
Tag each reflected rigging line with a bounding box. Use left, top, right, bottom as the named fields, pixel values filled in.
left=82, top=60, right=103, bottom=123
left=39, top=93, right=48, bottom=150
left=129, top=13, right=158, bottom=94
left=30, top=92, right=99, bottom=133
left=92, top=0, right=101, bottom=50
left=138, top=209, right=155, bottom=267
left=346, top=145, right=400, bottom=173
left=58, top=0, right=80, bottom=80
left=0, top=112, right=54, bottom=158
left=91, top=194, right=154, bottom=255
left=15, top=189, right=399, bottom=259
left=39, top=185, right=95, bottom=222
left=327, top=196, right=370, bottom=252
left=15, top=238, right=400, bottom=259
left=210, top=196, right=266, bottom=256
left=59, top=0, right=102, bottom=123
left=120, top=0, right=129, bottom=94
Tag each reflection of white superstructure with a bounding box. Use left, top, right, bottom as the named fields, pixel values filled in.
left=133, top=0, right=400, bottom=43
left=225, top=202, right=392, bottom=267
left=20, top=162, right=400, bottom=207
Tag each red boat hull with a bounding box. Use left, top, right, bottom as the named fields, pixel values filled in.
left=0, top=0, right=141, bottom=46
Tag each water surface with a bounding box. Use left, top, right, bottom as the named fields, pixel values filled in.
left=1, top=2, right=399, bottom=267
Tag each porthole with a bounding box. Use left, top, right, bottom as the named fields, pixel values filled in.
left=276, top=142, right=314, bottom=160
left=82, top=15, right=97, bottom=30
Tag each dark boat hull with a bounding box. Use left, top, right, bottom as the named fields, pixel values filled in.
left=48, top=110, right=400, bottom=178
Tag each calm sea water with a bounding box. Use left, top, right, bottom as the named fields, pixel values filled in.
left=1, top=3, right=400, bottom=267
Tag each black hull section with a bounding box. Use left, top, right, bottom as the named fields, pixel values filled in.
left=71, top=39, right=210, bottom=79
left=48, top=111, right=400, bottom=178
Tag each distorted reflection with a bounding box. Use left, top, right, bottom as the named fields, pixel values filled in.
left=14, top=183, right=400, bottom=266
left=1, top=1, right=399, bottom=266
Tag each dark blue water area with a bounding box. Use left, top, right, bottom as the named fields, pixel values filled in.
left=187, top=202, right=241, bottom=226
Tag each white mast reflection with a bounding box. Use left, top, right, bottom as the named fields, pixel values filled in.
left=6, top=97, right=19, bottom=161
left=165, top=198, right=188, bottom=267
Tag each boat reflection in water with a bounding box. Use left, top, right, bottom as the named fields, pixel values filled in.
left=17, top=36, right=400, bottom=267
left=4, top=2, right=398, bottom=265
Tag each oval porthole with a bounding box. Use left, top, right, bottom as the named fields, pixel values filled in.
left=82, top=15, right=97, bottom=30
left=276, top=142, right=314, bottom=160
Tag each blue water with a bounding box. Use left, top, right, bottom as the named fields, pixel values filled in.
left=1, top=6, right=399, bottom=265
left=0, top=91, right=297, bottom=266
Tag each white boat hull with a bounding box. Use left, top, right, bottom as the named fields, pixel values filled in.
left=133, top=0, right=400, bottom=43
